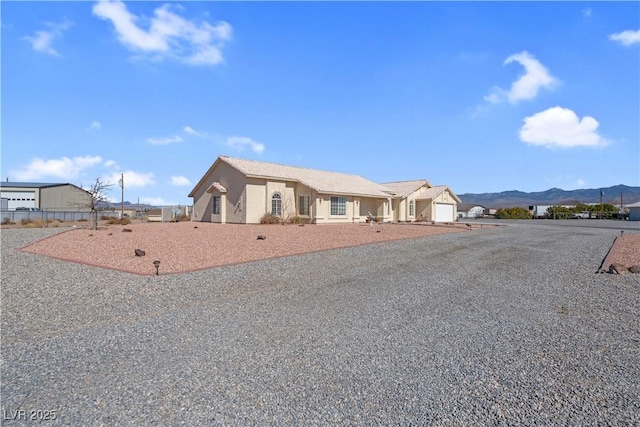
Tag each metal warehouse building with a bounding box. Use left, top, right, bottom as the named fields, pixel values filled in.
left=0, top=182, right=91, bottom=211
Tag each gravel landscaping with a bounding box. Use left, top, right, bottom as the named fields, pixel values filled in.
left=1, top=222, right=639, bottom=425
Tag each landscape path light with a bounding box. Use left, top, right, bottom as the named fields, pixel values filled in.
left=153, top=260, right=160, bottom=275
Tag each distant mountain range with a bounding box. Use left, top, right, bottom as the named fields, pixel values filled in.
left=459, top=185, right=640, bottom=208
left=98, top=200, right=160, bottom=210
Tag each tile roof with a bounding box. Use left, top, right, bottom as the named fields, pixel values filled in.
left=220, top=156, right=395, bottom=198
left=379, top=180, right=430, bottom=198
left=416, top=185, right=462, bottom=203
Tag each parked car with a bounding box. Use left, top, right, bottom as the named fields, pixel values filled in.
left=15, top=207, right=41, bottom=211
left=571, top=211, right=590, bottom=219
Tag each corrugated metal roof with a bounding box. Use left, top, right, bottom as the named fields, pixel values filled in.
left=379, top=180, right=429, bottom=198
left=221, top=156, right=395, bottom=198
left=0, top=182, right=69, bottom=189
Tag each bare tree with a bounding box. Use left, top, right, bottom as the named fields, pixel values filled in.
left=73, top=177, right=114, bottom=230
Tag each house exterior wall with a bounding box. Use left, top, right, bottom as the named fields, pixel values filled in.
left=630, top=206, right=640, bottom=221
left=245, top=179, right=266, bottom=224
left=244, top=180, right=312, bottom=223
left=396, top=187, right=429, bottom=222
left=295, top=183, right=315, bottom=220
left=264, top=180, right=297, bottom=219
left=421, top=191, right=457, bottom=222
left=191, top=161, right=247, bottom=223
left=310, top=195, right=387, bottom=224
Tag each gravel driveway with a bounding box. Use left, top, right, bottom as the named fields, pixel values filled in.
left=1, top=223, right=639, bottom=425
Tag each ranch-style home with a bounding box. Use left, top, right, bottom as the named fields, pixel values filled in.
left=189, top=155, right=460, bottom=224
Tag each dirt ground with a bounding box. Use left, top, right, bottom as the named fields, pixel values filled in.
left=17, top=221, right=474, bottom=275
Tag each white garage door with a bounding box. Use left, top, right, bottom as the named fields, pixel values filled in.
left=1, top=191, right=36, bottom=210
left=435, top=203, right=454, bottom=222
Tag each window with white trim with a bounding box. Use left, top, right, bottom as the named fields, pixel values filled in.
left=409, top=200, right=415, bottom=216
left=330, top=196, right=346, bottom=216
left=299, top=195, right=310, bottom=216
left=212, top=196, right=221, bottom=215
left=271, top=193, right=282, bottom=216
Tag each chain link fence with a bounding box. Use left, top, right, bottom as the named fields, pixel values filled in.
left=1, top=210, right=121, bottom=224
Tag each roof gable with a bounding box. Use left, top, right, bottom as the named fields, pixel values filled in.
left=415, top=185, right=462, bottom=203
left=379, top=180, right=430, bottom=199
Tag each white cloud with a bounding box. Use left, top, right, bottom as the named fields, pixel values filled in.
left=582, top=8, right=592, bottom=19
left=23, top=20, right=73, bottom=56
left=183, top=125, right=201, bottom=136
left=226, top=136, right=265, bottom=154
left=519, top=106, right=610, bottom=149
left=11, top=155, right=103, bottom=181
left=147, top=135, right=184, bottom=145
left=141, top=196, right=169, bottom=206
left=608, top=29, right=640, bottom=46
left=104, top=160, right=118, bottom=168
left=89, top=120, right=102, bottom=130
left=485, top=51, right=558, bottom=104
left=171, top=175, right=191, bottom=186
left=108, top=171, right=155, bottom=188
left=92, top=0, right=232, bottom=65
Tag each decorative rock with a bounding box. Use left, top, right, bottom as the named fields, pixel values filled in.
left=257, top=235, right=266, bottom=240
left=609, top=263, right=629, bottom=275
left=134, top=249, right=146, bottom=257
left=123, top=228, right=133, bottom=232
left=629, top=265, right=640, bottom=274
left=108, top=233, right=113, bottom=236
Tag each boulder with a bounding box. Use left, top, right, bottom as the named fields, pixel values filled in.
left=257, top=235, right=266, bottom=240
left=609, top=263, right=629, bottom=275
left=135, top=249, right=145, bottom=257
left=629, top=265, right=640, bottom=274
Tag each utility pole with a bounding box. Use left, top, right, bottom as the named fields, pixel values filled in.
left=119, top=173, right=124, bottom=219
left=600, top=188, right=603, bottom=220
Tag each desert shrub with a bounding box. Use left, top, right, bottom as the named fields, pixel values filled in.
left=495, top=207, right=531, bottom=219
left=20, top=218, right=31, bottom=225
left=100, top=215, right=111, bottom=220
left=260, top=213, right=281, bottom=224
left=545, top=206, right=572, bottom=219
left=107, top=217, right=131, bottom=225
left=24, top=220, right=44, bottom=228
left=286, top=216, right=308, bottom=225
left=49, top=221, right=60, bottom=228
left=2, top=217, right=13, bottom=225
left=78, top=218, right=88, bottom=222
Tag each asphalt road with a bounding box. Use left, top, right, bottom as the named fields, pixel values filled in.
left=1, top=223, right=639, bottom=425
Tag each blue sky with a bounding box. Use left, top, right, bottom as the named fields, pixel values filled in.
left=2, top=1, right=639, bottom=206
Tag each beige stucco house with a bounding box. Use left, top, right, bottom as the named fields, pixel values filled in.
left=189, top=155, right=459, bottom=224
left=381, top=180, right=461, bottom=223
